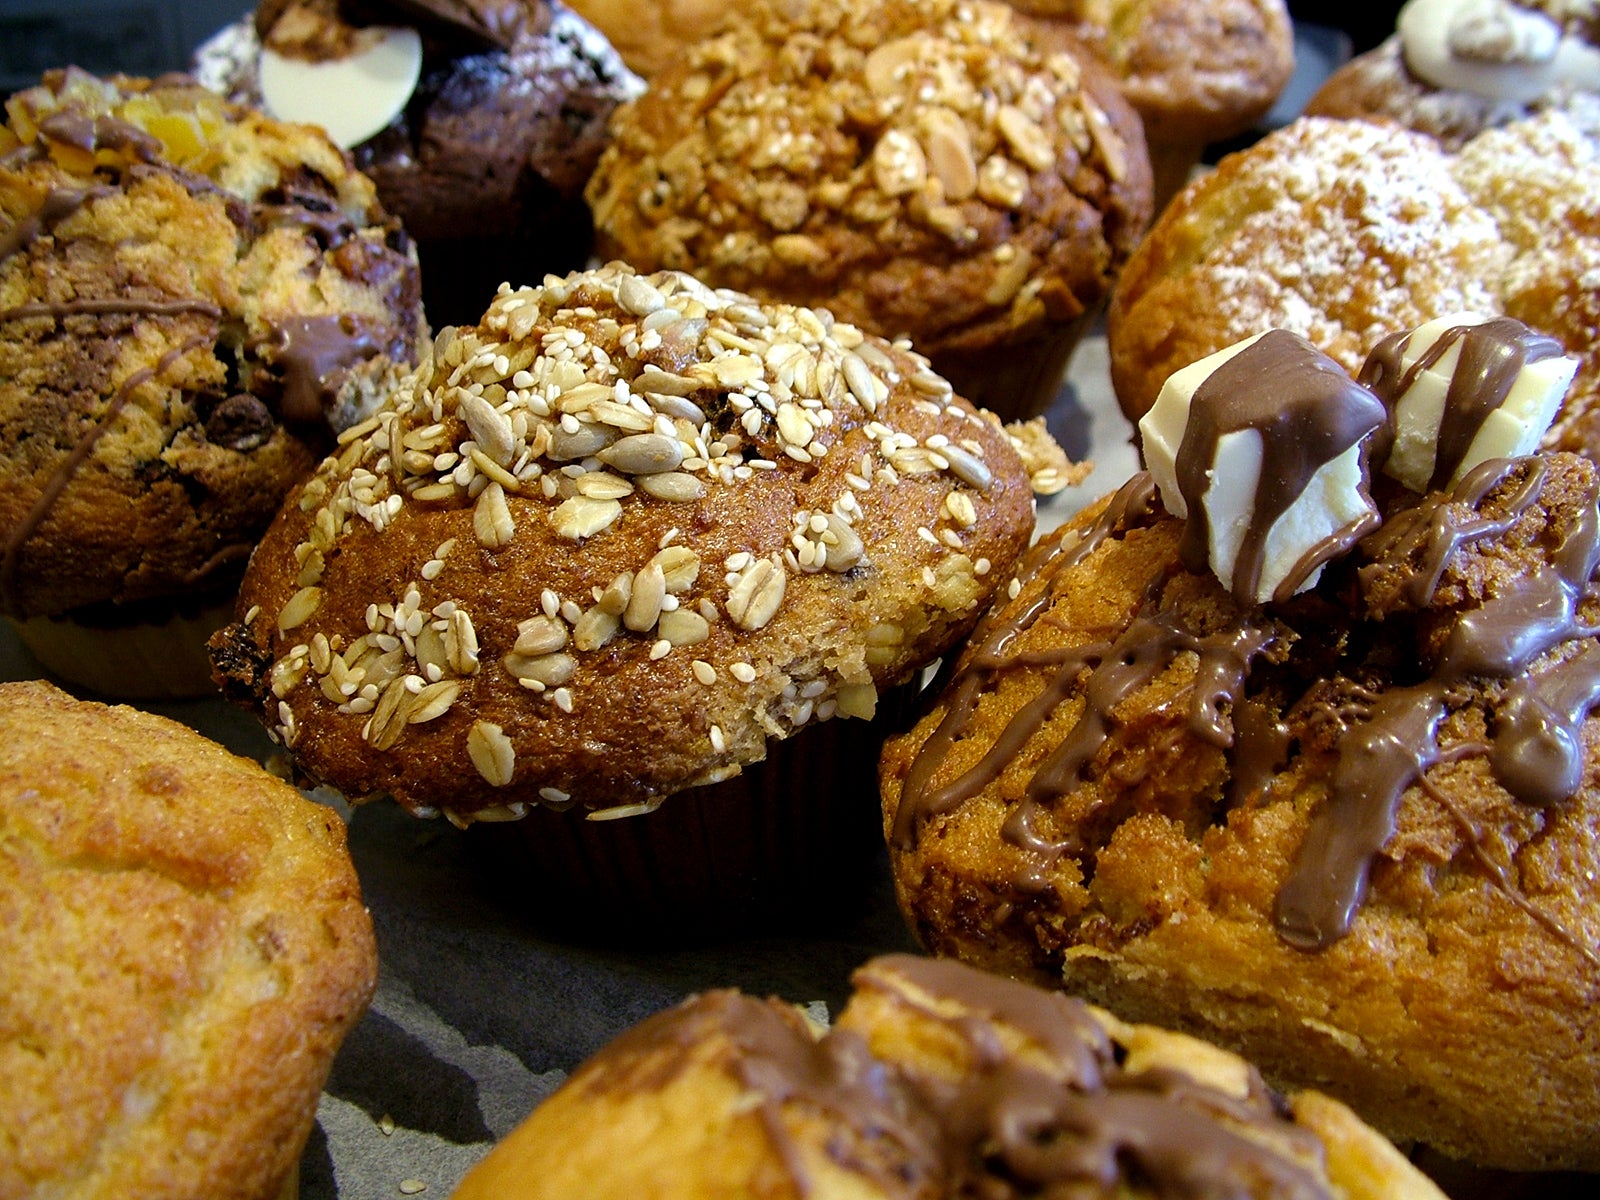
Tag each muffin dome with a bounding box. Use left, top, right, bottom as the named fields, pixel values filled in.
left=0, top=68, right=426, bottom=622
left=210, top=262, right=1051, bottom=824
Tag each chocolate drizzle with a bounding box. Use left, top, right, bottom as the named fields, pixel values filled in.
left=1177, top=330, right=1388, bottom=602
left=0, top=186, right=112, bottom=264
left=590, top=954, right=1337, bottom=1198
left=1276, top=456, right=1600, bottom=948
left=0, top=334, right=212, bottom=613
left=264, top=313, right=385, bottom=423
left=1361, top=317, right=1568, bottom=491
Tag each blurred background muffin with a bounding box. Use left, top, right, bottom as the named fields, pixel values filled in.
left=0, top=68, right=426, bottom=697
left=208, top=262, right=1069, bottom=934
left=1007, top=0, right=1298, bottom=208
left=0, top=678, right=377, bottom=1200
left=195, top=0, right=641, bottom=326
left=1305, top=0, right=1600, bottom=149
left=584, top=0, right=1153, bottom=422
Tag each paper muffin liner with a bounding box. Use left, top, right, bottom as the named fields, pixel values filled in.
left=468, top=681, right=923, bottom=939
left=932, top=307, right=1101, bottom=423
left=9, top=597, right=233, bottom=700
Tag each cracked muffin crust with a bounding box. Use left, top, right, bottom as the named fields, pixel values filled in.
left=452, top=953, right=1447, bottom=1199
left=584, top=0, right=1152, bottom=421
left=0, top=68, right=426, bottom=692
left=881, top=451, right=1600, bottom=1171
left=0, top=679, right=377, bottom=1200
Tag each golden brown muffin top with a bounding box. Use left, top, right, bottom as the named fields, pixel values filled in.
left=1105, top=110, right=1600, bottom=457
left=0, top=69, right=426, bottom=619
left=211, top=263, right=1063, bottom=822
left=452, top=952, right=1446, bottom=1199
left=1010, top=0, right=1296, bottom=145
left=0, top=679, right=377, bottom=1200
left=883, top=448, right=1600, bottom=1168
left=585, top=0, right=1151, bottom=366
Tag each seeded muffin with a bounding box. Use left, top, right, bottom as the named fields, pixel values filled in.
left=0, top=678, right=377, bottom=1200
left=452, top=952, right=1446, bottom=1199
left=1104, top=110, right=1600, bottom=461
left=195, top=0, right=641, bottom=327
left=209, top=262, right=1065, bottom=928
left=0, top=69, right=425, bottom=698
left=584, top=0, right=1152, bottom=422
left=1009, top=0, right=1297, bottom=207
left=1304, top=0, right=1600, bottom=151
left=882, top=325, right=1600, bottom=1169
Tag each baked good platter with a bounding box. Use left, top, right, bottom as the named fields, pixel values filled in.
left=0, top=325, right=1135, bottom=1199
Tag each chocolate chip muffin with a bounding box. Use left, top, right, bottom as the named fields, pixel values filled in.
left=209, top=262, right=1065, bottom=929
left=585, top=0, right=1152, bottom=422
left=882, top=325, right=1600, bottom=1170
left=451, top=953, right=1447, bottom=1199
left=0, top=68, right=426, bottom=697
left=0, top=678, right=377, bottom=1200
left=196, top=0, right=641, bottom=326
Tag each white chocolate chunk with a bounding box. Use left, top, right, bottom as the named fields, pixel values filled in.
left=259, top=26, right=422, bottom=149
left=1374, top=311, right=1577, bottom=493
left=1139, top=334, right=1268, bottom=523
left=1141, top=330, right=1384, bottom=604
left=1397, top=0, right=1600, bottom=105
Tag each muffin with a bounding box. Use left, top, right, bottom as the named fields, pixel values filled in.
left=880, top=321, right=1600, bottom=1170
left=561, top=0, right=730, bottom=77
left=208, top=262, right=1065, bottom=929
left=1009, top=0, right=1297, bottom=207
left=0, top=678, right=377, bottom=1200
left=0, top=68, right=426, bottom=697
left=195, top=0, right=641, bottom=327
left=451, top=952, right=1447, bottom=1199
left=1104, top=109, right=1600, bottom=461
left=1304, top=0, right=1600, bottom=150
left=584, top=0, right=1153, bottom=422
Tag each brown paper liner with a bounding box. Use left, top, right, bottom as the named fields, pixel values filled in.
left=932, top=307, right=1099, bottom=422
left=9, top=600, right=232, bottom=700
left=468, top=683, right=923, bottom=940
left=1147, top=137, right=1208, bottom=215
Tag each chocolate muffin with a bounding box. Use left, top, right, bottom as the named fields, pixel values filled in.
left=209, top=262, right=1065, bottom=929
left=584, top=0, right=1152, bottom=421
left=0, top=679, right=377, bottom=1200
left=0, top=68, right=426, bottom=697
left=196, top=0, right=641, bottom=326
left=451, top=953, right=1448, bottom=1199
left=881, top=322, right=1600, bottom=1169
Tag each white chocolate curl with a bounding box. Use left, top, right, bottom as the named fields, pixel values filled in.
left=259, top=26, right=422, bottom=149
left=1399, top=0, right=1600, bottom=105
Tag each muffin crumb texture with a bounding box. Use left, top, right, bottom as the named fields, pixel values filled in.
left=585, top=0, right=1152, bottom=375
left=0, top=678, right=377, bottom=1199
left=211, top=263, right=1042, bottom=823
